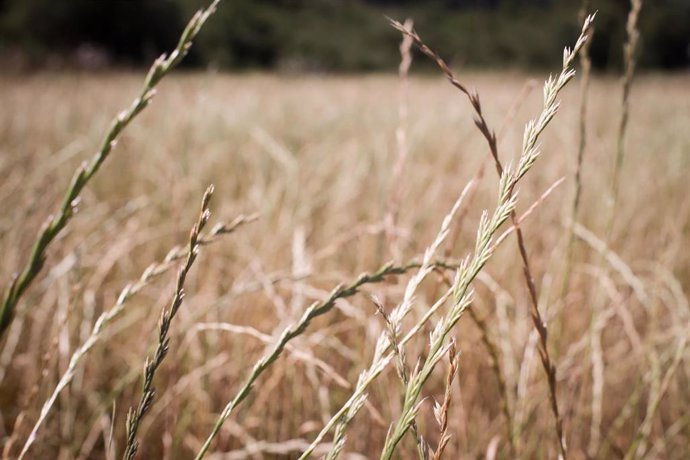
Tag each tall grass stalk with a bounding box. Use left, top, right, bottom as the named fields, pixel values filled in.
left=122, top=185, right=214, bottom=460
left=331, top=185, right=473, bottom=460
left=384, top=18, right=414, bottom=261
left=380, top=16, right=594, bottom=459
left=16, top=213, right=255, bottom=460
left=585, top=5, right=644, bottom=450
left=561, top=5, right=599, bottom=455
left=560, top=4, right=602, bottom=456
left=562, top=0, right=594, bottom=297
left=0, top=0, right=222, bottom=340
left=610, top=0, right=643, bottom=227
left=388, top=22, right=520, bottom=453
left=377, top=170, right=514, bottom=460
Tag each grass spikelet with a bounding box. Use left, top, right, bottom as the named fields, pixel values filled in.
left=430, top=340, right=460, bottom=460
left=371, top=295, right=429, bottom=460
left=122, top=185, right=215, bottom=460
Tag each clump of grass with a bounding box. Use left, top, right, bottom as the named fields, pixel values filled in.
left=301, top=182, right=474, bottom=460
left=193, top=255, right=462, bottom=459
left=300, top=175, right=565, bottom=459
left=299, top=17, right=594, bottom=459
left=391, top=15, right=594, bottom=458
left=0, top=0, right=222, bottom=339
left=380, top=18, right=593, bottom=459
left=16, top=213, right=256, bottom=460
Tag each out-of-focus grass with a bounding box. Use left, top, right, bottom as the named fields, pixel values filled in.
left=0, top=72, right=688, bottom=458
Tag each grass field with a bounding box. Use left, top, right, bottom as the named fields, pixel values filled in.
left=1, top=68, right=689, bottom=459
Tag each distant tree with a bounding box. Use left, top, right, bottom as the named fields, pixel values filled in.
left=0, top=0, right=183, bottom=63
left=0, top=0, right=687, bottom=70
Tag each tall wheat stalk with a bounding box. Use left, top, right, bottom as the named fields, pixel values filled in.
left=122, top=185, right=215, bottom=460
left=0, top=0, right=222, bottom=340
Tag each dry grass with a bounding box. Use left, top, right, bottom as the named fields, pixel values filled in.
left=1, top=18, right=689, bottom=459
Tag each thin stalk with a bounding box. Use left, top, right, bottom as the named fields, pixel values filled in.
left=562, top=0, right=595, bottom=297
left=610, top=0, right=643, bottom=230
left=589, top=4, right=644, bottom=452
left=384, top=17, right=414, bottom=262
left=122, top=185, right=214, bottom=460
left=561, top=6, right=599, bottom=455
left=431, top=341, right=460, bottom=460
left=373, top=297, right=429, bottom=460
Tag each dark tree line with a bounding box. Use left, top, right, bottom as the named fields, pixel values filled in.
left=1, top=0, right=688, bottom=71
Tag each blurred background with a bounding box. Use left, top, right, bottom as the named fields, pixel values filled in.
left=1, top=0, right=689, bottom=73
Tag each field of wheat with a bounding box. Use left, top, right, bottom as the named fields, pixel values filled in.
left=1, top=5, right=689, bottom=460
